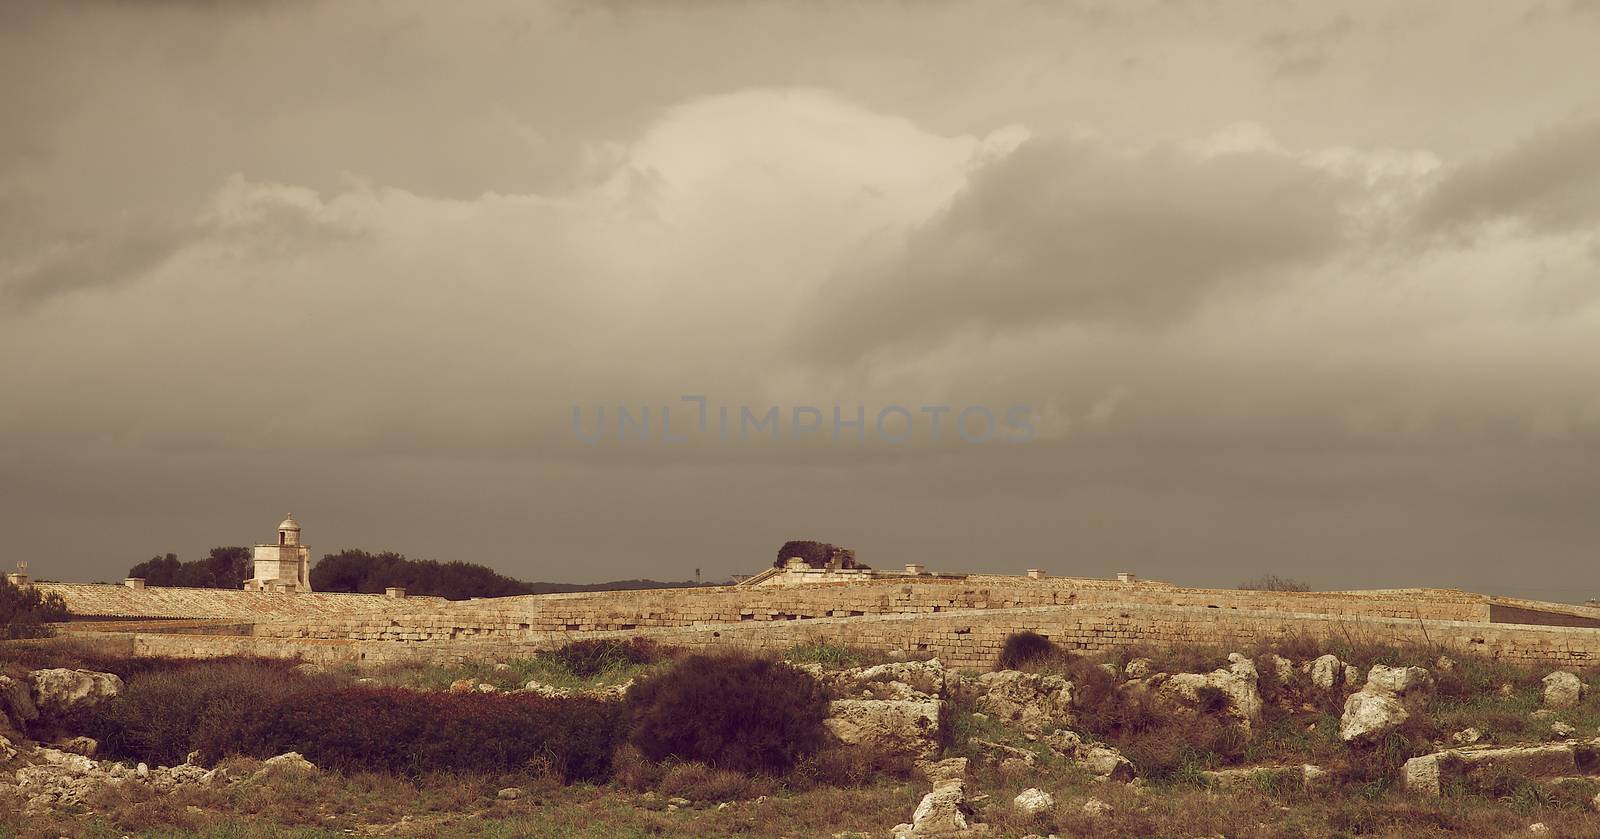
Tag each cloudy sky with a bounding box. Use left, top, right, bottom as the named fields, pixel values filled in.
left=3, top=1, right=1598, bottom=598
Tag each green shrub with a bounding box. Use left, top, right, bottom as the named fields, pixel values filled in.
left=997, top=631, right=1058, bottom=671
left=0, top=578, right=67, bottom=641
left=626, top=653, right=828, bottom=775
left=551, top=638, right=656, bottom=678
left=80, top=660, right=624, bottom=781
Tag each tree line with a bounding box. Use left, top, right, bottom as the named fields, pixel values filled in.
left=123, top=548, right=711, bottom=601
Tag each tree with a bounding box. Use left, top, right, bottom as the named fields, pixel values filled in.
left=127, top=553, right=181, bottom=586
left=772, top=540, right=868, bottom=570
left=310, top=550, right=537, bottom=600
left=1238, top=574, right=1312, bottom=592
left=126, top=548, right=252, bottom=590
left=1, top=577, right=68, bottom=640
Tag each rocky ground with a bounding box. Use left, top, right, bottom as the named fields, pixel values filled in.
left=5, top=646, right=1600, bottom=838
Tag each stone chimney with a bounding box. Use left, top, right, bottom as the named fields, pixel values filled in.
left=385, top=586, right=407, bottom=599
left=904, top=563, right=925, bottom=576
left=124, top=577, right=146, bottom=590
left=1027, top=568, right=1046, bottom=580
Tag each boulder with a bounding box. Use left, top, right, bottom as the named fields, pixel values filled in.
left=825, top=660, right=948, bottom=702
left=1081, top=798, right=1113, bottom=817
left=1042, top=729, right=1136, bottom=782
left=58, top=736, right=98, bottom=757
left=1339, top=690, right=1408, bottom=744
left=0, top=675, right=39, bottom=729
left=1452, top=727, right=1483, bottom=746
left=1365, top=665, right=1434, bottom=702
left=1308, top=655, right=1345, bottom=690
left=1123, top=658, right=1153, bottom=680
left=1266, top=654, right=1295, bottom=684
left=27, top=669, right=123, bottom=717
left=448, top=678, right=476, bottom=694
left=1157, top=653, right=1262, bottom=731
left=825, top=698, right=942, bottom=758
left=250, top=751, right=319, bottom=783
left=1402, top=741, right=1595, bottom=796
left=1542, top=671, right=1586, bottom=709
left=970, top=671, right=1073, bottom=732
left=0, top=733, right=16, bottom=763
left=892, top=776, right=987, bottom=839
left=1340, top=664, right=1434, bottom=744
left=1012, top=787, right=1054, bottom=816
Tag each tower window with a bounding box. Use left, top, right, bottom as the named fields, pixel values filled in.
left=280, top=532, right=286, bottom=545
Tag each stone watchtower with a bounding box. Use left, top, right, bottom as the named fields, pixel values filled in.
left=244, top=514, right=313, bottom=593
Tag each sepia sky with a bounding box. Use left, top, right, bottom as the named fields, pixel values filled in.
left=2, top=1, right=1599, bottom=598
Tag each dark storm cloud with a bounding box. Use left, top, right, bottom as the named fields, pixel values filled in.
left=1417, top=118, right=1600, bottom=234
left=1, top=226, right=187, bottom=306
left=802, top=137, right=1349, bottom=360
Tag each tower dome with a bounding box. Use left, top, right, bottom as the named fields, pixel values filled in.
left=278, top=514, right=301, bottom=532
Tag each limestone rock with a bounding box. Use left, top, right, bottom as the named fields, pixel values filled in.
left=1012, top=788, right=1054, bottom=816
left=448, top=677, right=476, bottom=694
left=920, top=756, right=968, bottom=785
left=27, top=669, right=124, bottom=717
left=1341, top=664, right=1434, bottom=743
left=1081, top=797, right=1113, bottom=817
left=1340, top=690, right=1408, bottom=743
left=824, top=659, right=948, bottom=702
left=1551, top=722, right=1576, bottom=739
left=893, top=776, right=987, bottom=839
left=969, top=671, right=1073, bottom=732
left=0, top=675, right=39, bottom=729
left=825, top=698, right=942, bottom=758
left=521, top=680, right=573, bottom=698
left=1157, top=653, right=1262, bottom=731
left=1528, top=823, right=1550, bottom=835
left=58, top=736, right=97, bottom=757
left=1123, top=658, right=1153, bottom=680
left=1041, top=729, right=1135, bottom=782
left=250, top=751, right=319, bottom=783
left=0, top=733, right=16, bottom=763
left=1402, top=741, right=1591, bottom=796
left=1266, top=654, right=1295, bottom=684
left=1451, top=727, right=1482, bottom=746
left=1364, top=665, right=1434, bottom=702
left=1308, top=655, right=1345, bottom=690
left=1542, top=671, right=1585, bottom=709
left=497, top=786, right=522, bottom=800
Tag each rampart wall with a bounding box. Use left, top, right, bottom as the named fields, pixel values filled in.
left=251, top=579, right=1491, bottom=643
left=91, top=602, right=1600, bottom=672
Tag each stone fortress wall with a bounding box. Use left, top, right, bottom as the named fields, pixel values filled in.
left=36, top=569, right=1600, bottom=672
